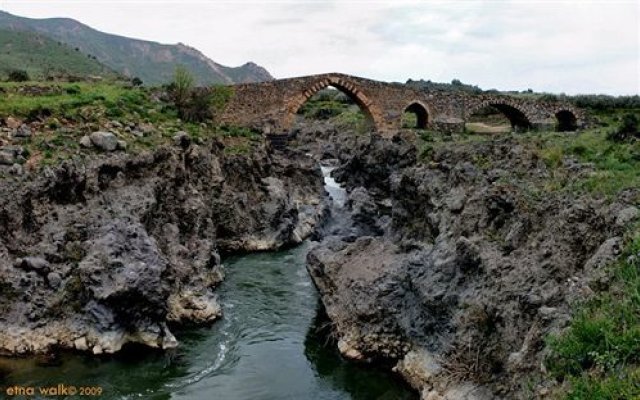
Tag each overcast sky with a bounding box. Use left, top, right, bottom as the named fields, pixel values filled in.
left=1, top=0, right=638, bottom=95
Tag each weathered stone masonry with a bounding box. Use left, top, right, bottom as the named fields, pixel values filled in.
left=218, top=73, right=584, bottom=137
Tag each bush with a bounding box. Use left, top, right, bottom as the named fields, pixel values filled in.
left=607, top=113, right=639, bottom=142
left=175, top=85, right=233, bottom=123
left=131, top=77, right=143, bottom=86
left=7, top=69, right=30, bottom=82
left=65, top=85, right=81, bottom=95
left=169, top=66, right=194, bottom=111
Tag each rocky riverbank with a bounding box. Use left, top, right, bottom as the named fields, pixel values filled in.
left=305, top=132, right=639, bottom=399
left=0, top=139, right=326, bottom=356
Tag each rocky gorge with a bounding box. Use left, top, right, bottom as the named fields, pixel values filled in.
left=0, top=112, right=638, bottom=399
left=0, top=138, right=326, bottom=356
left=295, top=123, right=639, bottom=399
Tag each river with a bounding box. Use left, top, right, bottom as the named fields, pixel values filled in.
left=0, top=166, right=416, bottom=400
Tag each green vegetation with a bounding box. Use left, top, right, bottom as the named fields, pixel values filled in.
left=0, top=29, right=118, bottom=81
left=406, top=77, right=483, bottom=94
left=607, top=113, right=639, bottom=142
left=546, top=232, right=640, bottom=399
left=0, top=82, right=147, bottom=121
left=169, top=66, right=194, bottom=111
left=7, top=69, right=30, bottom=82
left=412, top=109, right=640, bottom=198
left=167, top=66, right=234, bottom=122
left=533, top=127, right=640, bottom=197
left=296, top=88, right=371, bottom=134
left=0, top=79, right=254, bottom=168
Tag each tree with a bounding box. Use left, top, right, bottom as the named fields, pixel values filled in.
left=131, top=77, right=143, bottom=86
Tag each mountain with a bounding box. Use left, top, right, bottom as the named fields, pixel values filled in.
left=0, top=10, right=273, bottom=85
left=0, top=28, right=119, bottom=80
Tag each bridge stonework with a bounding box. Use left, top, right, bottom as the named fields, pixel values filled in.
left=217, top=73, right=584, bottom=137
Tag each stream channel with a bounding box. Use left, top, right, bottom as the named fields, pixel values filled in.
left=0, top=166, right=416, bottom=400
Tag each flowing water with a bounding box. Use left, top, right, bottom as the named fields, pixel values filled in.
left=0, top=167, right=416, bottom=400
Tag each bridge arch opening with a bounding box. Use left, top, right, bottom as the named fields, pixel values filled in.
left=555, top=110, right=578, bottom=132
left=402, top=102, right=429, bottom=129
left=466, top=105, right=512, bottom=134
left=292, top=85, right=372, bottom=134
left=468, top=103, right=532, bottom=133
left=287, top=78, right=377, bottom=134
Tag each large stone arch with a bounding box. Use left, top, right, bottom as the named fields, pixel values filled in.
left=467, top=100, right=533, bottom=132
left=282, top=75, right=384, bottom=132
left=402, top=100, right=431, bottom=129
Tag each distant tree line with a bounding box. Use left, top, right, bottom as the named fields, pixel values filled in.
left=546, top=94, right=640, bottom=110
left=406, top=78, right=483, bottom=94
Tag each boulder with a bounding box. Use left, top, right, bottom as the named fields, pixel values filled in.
left=74, top=337, right=89, bottom=351
left=15, top=257, right=51, bottom=274
left=5, top=117, right=21, bottom=129
left=13, top=124, right=32, bottom=138
left=173, top=131, right=190, bottom=147
left=616, top=206, right=639, bottom=227
left=9, top=163, right=23, bottom=175
left=89, top=131, right=118, bottom=152
left=79, top=135, right=92, bottom=148
left=78, top=219, right=170, bottom=327
left=47, top=272, right=62, bottom=289
left=0, top=150, right=15, bottom=165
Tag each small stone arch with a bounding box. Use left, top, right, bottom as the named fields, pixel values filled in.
left=468, top=100, right=532, bottom=132
left=283, top=75, right=384, bottom=131
left=402, top=101, right=430, bottom=129
left=555, top=109, right=578, bottom=132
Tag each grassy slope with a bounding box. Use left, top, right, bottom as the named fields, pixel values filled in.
left=0, top=29, right=117, bottom=80
left=546, top=233, right=640, bottom=398
left=0, top=81, right=260, bottom=168
left=0, top=11, right=273, bottom=85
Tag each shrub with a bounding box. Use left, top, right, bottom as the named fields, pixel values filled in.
left=7, top=69, right=30, bottom=82
left=207, top=85, right=234, bottom=117
left=167, top=67, right=233, bottom=122
left=65, top=85, right=81, bottom=95
left=131, top=77, right=143, bottom=86
left=169, top=66, right=194, bottom=112
left=607, top=113, right=639, bottom=142
left=177, top=85, right=233, bottom=123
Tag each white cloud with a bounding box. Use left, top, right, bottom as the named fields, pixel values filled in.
left=2, top=0, right=638, bottom=94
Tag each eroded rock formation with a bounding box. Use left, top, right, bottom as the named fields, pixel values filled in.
left=305, top=134, right=638, bottom=398
left=0, top=141, right=325, bottom=355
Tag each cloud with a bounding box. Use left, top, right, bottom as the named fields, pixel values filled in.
left=2, top=0, right=638, bottom=94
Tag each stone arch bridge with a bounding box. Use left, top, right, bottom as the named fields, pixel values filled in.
left=218, top=73, right=584, bottom=138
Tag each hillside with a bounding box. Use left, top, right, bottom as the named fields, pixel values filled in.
left=0, top=10, right=273, bottom=85
left=0, top=29, right=119, bottom=80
